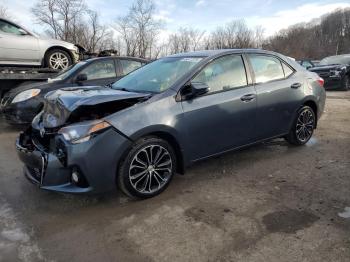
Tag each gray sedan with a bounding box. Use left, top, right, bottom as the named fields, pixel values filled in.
left=0, top=18, right=79, bottom=69
left=16, top=49, right=326, bottom=199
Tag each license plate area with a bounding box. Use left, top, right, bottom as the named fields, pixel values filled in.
left=17, top=131, right=48, bottom=185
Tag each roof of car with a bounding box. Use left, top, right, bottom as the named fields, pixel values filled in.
left=322, top=54, right=350, bottom=59
left=85, top=56, right=149, bottom=63
left=166, top=49, right=273, bottom=58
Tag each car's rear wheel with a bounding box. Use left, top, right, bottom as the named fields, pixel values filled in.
left=118, top=137, right=177, bottom=199
left=285, top=106, right=316, bottom=145
left=45, top=49, right=72, bottom=70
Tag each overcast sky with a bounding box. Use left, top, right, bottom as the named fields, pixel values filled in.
left=1, top=0, right=350, bottom=38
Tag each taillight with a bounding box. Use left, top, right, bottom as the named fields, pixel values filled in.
left=317, top=77, right=324, bottom=87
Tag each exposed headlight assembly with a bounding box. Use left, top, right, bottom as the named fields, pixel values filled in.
left=58, top=120, right=111, bottom=144
left=12, top=89, right=41, bottom=104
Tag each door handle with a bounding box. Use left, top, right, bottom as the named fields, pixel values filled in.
left=240, top=94, right=256, bottom=102
left=291, top=83, right=302, bottom=89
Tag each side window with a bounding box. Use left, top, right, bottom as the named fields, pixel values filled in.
left=120, top=60, right=142, bottom=75
left=302, top=61, right=313, bottom=68
left=0, top=20, right=23, bottom=35
left=192, top=55, right=247, bottom=94
left=80, top=60, right=116, bottom=80
left=282, top=62, right=294, bottom=77
left=249, top=55, right=285, bottom=84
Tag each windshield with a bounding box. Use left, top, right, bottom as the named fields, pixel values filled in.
left=112, top=57, right=204, bottom=93
left=48, top=61, right=87, bottom=82
left=319, top=55, right=350, bottom=66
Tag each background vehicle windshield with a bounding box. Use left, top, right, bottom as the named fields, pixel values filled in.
left=112, top=57, right=203, bottom=93
left=49, top=61, right=87, bottom=82
left=320, top=55, right=350, bottom=66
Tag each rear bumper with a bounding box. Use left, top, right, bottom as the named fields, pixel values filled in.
left=16, top=128, right=132, bottom=194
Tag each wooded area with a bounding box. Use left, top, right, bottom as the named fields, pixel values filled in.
left=1, top=0, right=350, bottom=60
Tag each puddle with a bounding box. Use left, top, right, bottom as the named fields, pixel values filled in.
left=338, top=207, right=350, bottom=218
left=262, top=209, right=319, bottom=234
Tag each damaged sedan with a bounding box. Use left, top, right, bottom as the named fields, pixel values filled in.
left=16, top=49, right=326, bottom=198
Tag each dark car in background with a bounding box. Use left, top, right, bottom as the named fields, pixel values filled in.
left=0, top=56, right=148, bottom=124
left=298, top=60, right=320, bottom=69
left=309, top=54, right=350, bottom=90
left=16, top=49, right=326, bottom=199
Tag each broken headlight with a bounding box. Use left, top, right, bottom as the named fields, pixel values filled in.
left=12, top=89, right=41, bottom=104
left=58, top=120, right=111, bottom=144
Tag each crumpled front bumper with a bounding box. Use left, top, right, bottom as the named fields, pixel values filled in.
left=16, top=127, right=132, bottom=194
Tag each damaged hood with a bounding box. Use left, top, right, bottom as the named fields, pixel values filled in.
left=41, top=86, right=151, bottom=128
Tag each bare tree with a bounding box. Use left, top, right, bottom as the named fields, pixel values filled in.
left=115, top=0, right=162, bottom=58
left=263, top=8, right=350, bottom=59
left=205, top=20, right=256, bottom=50
left=32, top=0, right=110, bottom=52
left=167, top=27, right=205, bottom=54
left=0, top=5, right=11, bottom=19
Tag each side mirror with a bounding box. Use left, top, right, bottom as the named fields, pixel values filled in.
left=75, top=73, right=87, bottom=84
left=306, top=66, right=312, bottom=70
left=181, top=82, right=209, bottom=100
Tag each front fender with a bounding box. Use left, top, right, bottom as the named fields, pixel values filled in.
left=105, top=93, right=191, bottom=164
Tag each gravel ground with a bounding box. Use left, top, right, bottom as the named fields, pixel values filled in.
left=0, top=91, right=349, bottom=262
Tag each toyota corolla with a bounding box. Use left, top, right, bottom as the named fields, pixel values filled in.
left=16, top=49, right=326, bottom=198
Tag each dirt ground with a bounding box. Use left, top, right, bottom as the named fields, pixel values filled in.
left=0, top=91, right=349, bottom=262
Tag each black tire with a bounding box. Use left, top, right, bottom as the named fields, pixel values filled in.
left=285, top=106, right=316, bottom=146
left=118, top=136, right=177, bottom=199
left=341, top=76, right=350, bottom=91
left=44, top=49, right=72, bottom=70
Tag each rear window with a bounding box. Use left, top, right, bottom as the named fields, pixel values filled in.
left=249, top=55, right=285, bottom=84
left=120, top=60, right=143, bottom=75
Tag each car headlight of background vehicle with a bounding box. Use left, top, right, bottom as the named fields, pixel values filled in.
left=58, top=120, right=111, bottom=144
left=12, top=89, right=41, bottom=104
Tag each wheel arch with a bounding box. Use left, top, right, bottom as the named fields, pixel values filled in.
left=145, top=131, right=185, bottom=175
left=303, top=99, right=318, bottom=128
left=43, top=46, right=74, bottom=67
left=125, top=125, right=186, bottom=175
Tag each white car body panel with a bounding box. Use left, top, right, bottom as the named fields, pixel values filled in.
left=0, top=18, right=79, bottom=67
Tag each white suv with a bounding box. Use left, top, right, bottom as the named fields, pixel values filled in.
left=0, top=18, right=79, bottom=69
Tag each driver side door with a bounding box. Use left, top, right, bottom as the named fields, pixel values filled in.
left=181, top=54, right=258, bottom=161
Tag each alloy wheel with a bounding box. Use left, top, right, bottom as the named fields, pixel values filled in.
left=129, top=145, right=173, bottom=194
left=49, top=52, right=70, bottom=70
left=296, top=108, right=314, bottom=143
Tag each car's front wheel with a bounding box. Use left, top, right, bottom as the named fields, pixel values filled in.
left=118, top=137, right=177, bottom=199
left=45, top=49, right=72, bottom=70
left=285, top=105, right=316, bottom=145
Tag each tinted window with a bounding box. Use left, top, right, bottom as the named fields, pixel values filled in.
left=249, top=55, right=284, bottom=83
left=0, top=20, right=23, bottom=35
left=193, top=55, right=247, bottom=93
left=80, top=60, right=116, bottom=80
left=120, top=60, right=142, bottom=75
left=282, top=62, right=294, bottom=77
left=301, top=61, right=313, bottom=68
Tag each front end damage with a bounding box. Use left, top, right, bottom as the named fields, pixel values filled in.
left=16, top=86, right=150, bottom=194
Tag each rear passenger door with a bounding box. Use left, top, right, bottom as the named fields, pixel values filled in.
left=181, top=54, right=257, bottom=160
left=118, top=59, right=144, bottom=78
left=247, top=54, right=304, bottom=140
